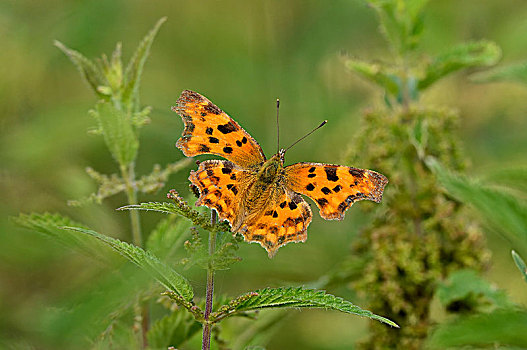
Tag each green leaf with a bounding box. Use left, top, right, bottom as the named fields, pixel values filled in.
left=147, top=307, right=201, bottom=349
left=427, top=157, right=527, bottom=256
left=345, top=58, right=400, bottom=96
left=471, top=61, right=527, bottom=85
left=436, top=269, right=511, bottom=313
left=54, top=40, right=108, bottom=98
left=512, top=250, right=527, bottom=283
left=12, top=213, right=116, bottom=264
left=122, top=17, right=166, bottom=110
left=419, top=40, right=501, bottom=90
left=368, top=0, right=429, bottom=54
left=90, top=101, right=139, bottom=166
left=119, top=199, right=231, bottom=233
left=426, top=308, right=527, bottom=349
left=64, top=226, right=194, bottom=301
left=211, top=287, right=399, bottom=328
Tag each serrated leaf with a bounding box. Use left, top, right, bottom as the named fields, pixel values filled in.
left=12, top=212, right=116, bottom=264
left=471, top=61, right=527, bottom=85
left=64, top=226, right=194, bottom=301
left=212, top=287, right=398, bottom=327
left=427, top=157, right=527, bottom=256
left=54, top=40, right=108, bottom=98
left=419, top=40, right=501, bottom=90
left=91, top=101, right=139, bottom=166
left=426, top=308, right=527, bottom=349
left=119, top=201, right=231, bottom=233
left=147, top=307, right=201, bottom=349
left=512, top=250, right=527, bottom=283
left=122, top=17, right=166, bottom=110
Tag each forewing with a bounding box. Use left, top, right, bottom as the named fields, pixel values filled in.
left=189, top=160, right=255, bottom=225
left=240, top=187, right=312, bottom=257
left=285, top=163, right=388, bottom=220
left=173, top=90, right=266, bottom=168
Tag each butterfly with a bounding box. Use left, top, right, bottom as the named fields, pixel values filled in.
left=173, top=90, right=388, bottom=257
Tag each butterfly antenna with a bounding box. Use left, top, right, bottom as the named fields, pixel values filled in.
left=276, top=98, right=280, bottom=154
left=284, top=120, right=327, bottom=153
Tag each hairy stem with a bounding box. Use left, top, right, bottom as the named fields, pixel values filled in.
left=202, top=210, right=217, bottom=350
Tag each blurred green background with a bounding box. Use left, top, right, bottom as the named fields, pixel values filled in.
left=1, top=0, right=526, bottom=349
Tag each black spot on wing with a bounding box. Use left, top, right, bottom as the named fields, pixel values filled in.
left=205, top=127, right=213, bottom=135
left=242, top=136, right=248, bottom=144
left=288, top=201, right=298, bottom=210
left=306, top=183, right=315, bottom=191
left=308, top=167, right=316, bottom=173
left=217, top=121, right=238, bottom=134
left=226, top=184, right=238, bottom=195
left=279, top=201, right=287, bottom=209
left=221, top=167, right=232, bottom=174
left=321, top=187, right=331, bottom=195
left=199, top=144, right=210, bottom=152
left=349, top=168, right=365, bottom=178
left=307, top=173, right=316, bottom=178
left=236, top=140, right=242, bottom=147
left=324, top=166, right=339, bottom=182
left=333, top=185, right=342, bottom=193
left=317, top=198, right=329, bottom=207
left=223, top=146, right=233, bottom=154
left=209, top=137, right=219, bottom=144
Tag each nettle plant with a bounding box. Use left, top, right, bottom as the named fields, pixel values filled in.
left=14, top=18, right=397, bottom=349
left=336, top=0, right=526, bottom=349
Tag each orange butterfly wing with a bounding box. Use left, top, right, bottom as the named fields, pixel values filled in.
left=285, top=163, right=388, bottom=220
left=189, top=159, right=255, bottom=225
left=173, top=90, right=266, bottom=167
left=240, top=187, right=312, bottom=257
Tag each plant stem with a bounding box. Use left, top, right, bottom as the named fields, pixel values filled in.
left=121, top=163, right=143, bottom=247
left=202, top=210, right=217, bottom=350
left=120, top=162, right=147, bottom=347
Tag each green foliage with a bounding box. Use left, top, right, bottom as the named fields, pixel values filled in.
left=368, top=0, right=429, bottom=54
left=147, top=307, right=201, bottom=349
left=91, top=100, right=139, bottom=166
left=12, top=213, right=116, bottom=265
left=512, top=250, right=527, bottom=283
left=118, top=197, right=230, bottom=233
left=428, top=158, right=527, bottom=256
left=122, top=17, right=167, bottom=111
left=342, top=1, right=498, bottom=348
left=436, top=269, right=511, bottom=313
left=208, top=287, right=399, bottom=328
left=472, top=61, right=527, bottom=85
left=348, top=0, right=500, bottom=106
left=419, top=41, right=501, bottom=90
left=426, top=309, right=527, bottom=349
left=54, top=40, right=108, bottom=98
left=64, top=226, right=194, bottom=302
left=346, top=40, right=500, bottom=105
